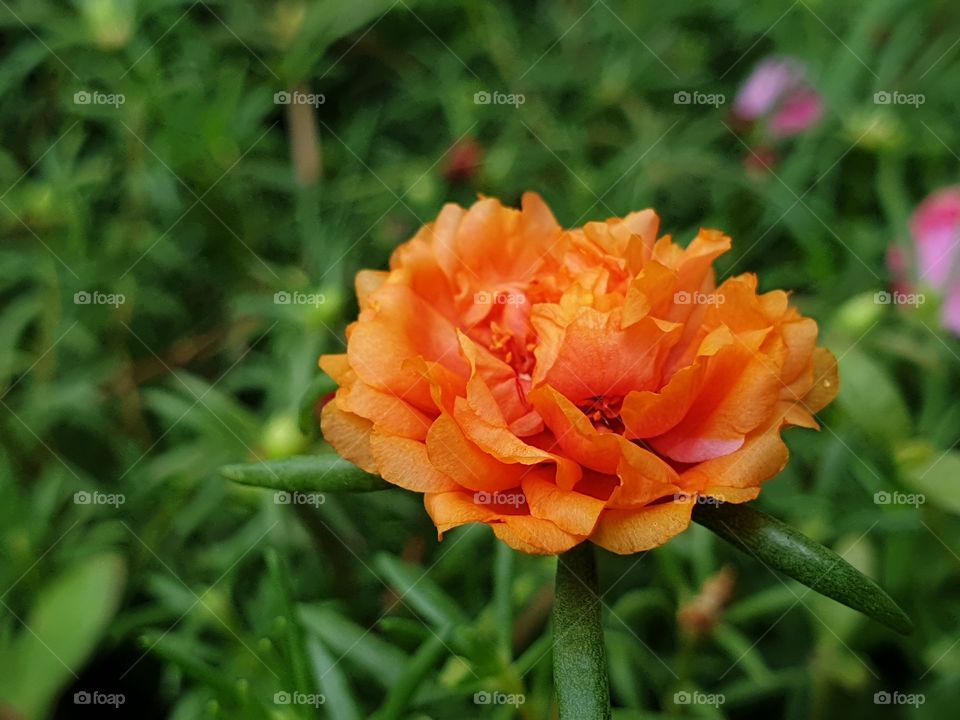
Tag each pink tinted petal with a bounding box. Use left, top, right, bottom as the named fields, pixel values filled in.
left=911, top=188, right=960, bottom=288
left=734, top=58, right=802, bottom=119
left=911, top=188, right=960, bottom=243
left=916, top=227, right=959, bottom=288
left=942, top=284, right=960, bottom=337
left=770, top=88, right=823, bottom=137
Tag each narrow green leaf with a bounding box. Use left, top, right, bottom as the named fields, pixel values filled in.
left=605, top=632, right=643, bottom=710
left=514, top=632, right=553, bottom=677
left=553, top=543, right=611, bottom=720
left=1, top=553, right=126, bottom=719
left=719, top=668, right=806, bottom=706
left=281, top=0, right=405, bottom=82
left=265, top=550, right=314, bottom=697
left=373, top=554, right=468, bottom=629
left=692, top=503, right=913, bottom=635
left=370, top=631, right=450, bottom=720
left=298, top=604, right=407, bottom=687
left=609, top=588, right=672, bottom=625
left=712, top=623, right=773, bottom=682
left=220, top=454, right=390, bottom=493
left=377, top=617, right=432, bottom=646
left=138, top=632, right=238, bottom=699
left=724, top=585, right=798, bottom=624
left=307, top=636, right=362, bottom=720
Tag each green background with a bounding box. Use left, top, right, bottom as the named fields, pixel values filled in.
left=1, top=0, right=959, bottom=718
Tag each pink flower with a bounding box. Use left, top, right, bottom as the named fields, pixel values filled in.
left=734, top=57, right=823, bottom=138
left=908, top=187, right=960, bottom=334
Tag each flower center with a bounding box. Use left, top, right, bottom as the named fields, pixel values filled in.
left=489, top=320, right=537, bottom=377
left=579, top=395, right=624, bottom=434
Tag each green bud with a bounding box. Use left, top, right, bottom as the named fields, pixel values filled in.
left=832, top=291, right=885, bottom=336
left=80, top=0, right=135, bottom=50
left=261, top=414, right=309, bottom=459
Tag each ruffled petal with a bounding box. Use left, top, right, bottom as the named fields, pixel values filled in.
left=425, top=413, right=531, bottom=492
left=347, top=284, right=469, bottom=411
left=591, top=501, right=693, bottom=555
left=802, top=347, right=839, bottom=414
left=320, top=402, right=377, bottom=473
left=521, top=470, right=606, bottom=536
left=369, top=434, right=459, bottom=492
left=648, top=326, right=783, bottom=463
left=621, top=363, right=705, bottom=439
left=424, top=490, right=582, bottom=554
left=492, top=517, right=583, bottom=555
left=336, top=381, right=433, bottom=441
left=679, top=421, right=790, bottom=498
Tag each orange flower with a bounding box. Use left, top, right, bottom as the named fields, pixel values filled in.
left=320, top=194, right=838, bottom=555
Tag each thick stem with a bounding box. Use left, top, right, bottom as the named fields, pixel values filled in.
left=553, top=542, right=612, bottom=720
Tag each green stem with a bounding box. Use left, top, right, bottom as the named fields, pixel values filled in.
left=553, top=542, right=612, bottom=720
left=494, top=541, right=514, bottom=663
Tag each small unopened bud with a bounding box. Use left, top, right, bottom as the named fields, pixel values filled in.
left=678, top=566, right=736, bottom=638
left=443, top=139, right=484, bottom=184
left=80, top=0, right=135, bottom=50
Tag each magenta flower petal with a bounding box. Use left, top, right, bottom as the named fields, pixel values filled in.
left=769, top=88, right=824, bottom=137
left=942, top=284, right=960, bottom=336
left=733, top=58, right=802, bottom=119
left=910, top=187, right=960, bottom=289
left=734, top=56, right=823, bottom=137
left=940, top=283, right=960, bottom=336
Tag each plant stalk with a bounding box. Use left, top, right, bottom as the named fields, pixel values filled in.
left=553, top=542, right=611, bottom=720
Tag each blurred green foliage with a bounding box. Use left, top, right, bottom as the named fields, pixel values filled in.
left=1, top=0, right=960, bottom=718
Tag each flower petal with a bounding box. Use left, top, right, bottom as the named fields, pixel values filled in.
left=425, top=413, right=531, bottom=491
left=425, top=490, right=581, bottom=554
left=320, top=402, right=377, bottom=473
left=369, top=434, right=459, bottom=492
left=591, top=501, right=693, bottom=555
left=348, top=284, right=469, bottom=411
left=679, top=421, right=790, bottom=497
left=492, top=517, right=583, bottom=555
left=521, top=471, right=606, bottom=536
